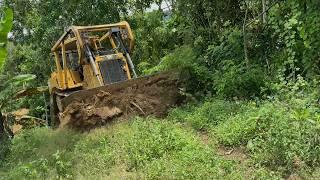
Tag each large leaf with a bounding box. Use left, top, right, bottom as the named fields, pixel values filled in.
left=0, top=74, right=36, bottom=109
left=0, top=8, right=13, bottom=69
left=0, top=74, right=36, bottom=89
left=7, top=74, right=36, bottom=86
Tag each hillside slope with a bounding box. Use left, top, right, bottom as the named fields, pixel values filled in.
left=1, top=95, right=320, bottom=179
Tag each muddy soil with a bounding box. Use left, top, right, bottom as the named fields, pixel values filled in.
left=59, top=71, right=185, bottom=130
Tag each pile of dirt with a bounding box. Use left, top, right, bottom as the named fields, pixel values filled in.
left=59, top=71, right=185, bottom=130
left=3, top=109, right=46, bottom=136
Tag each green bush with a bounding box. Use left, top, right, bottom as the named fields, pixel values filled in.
left=203, top=28, right=244, bottom=68
left=169, top=99, right=242, bottom=131
left=215, top=97, right=320, bottom=173
left=0, top=138, right=10, bottom=166
left=248, top=102, right=320, bottom=173
left=130, top=11, right=178, bottom=69
left=215, top=103, right=259, bottom=146
left=2, top=128, right=81, bottom=179
left=213, top=61, right=267, bottom=98
left=7, top=128, right=81, bottom=164
left=5, top=158, right=50, bottom=180
left=142, top=45, right=197, bottom=75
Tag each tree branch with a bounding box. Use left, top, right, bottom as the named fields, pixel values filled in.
left=243, top=6, right=249, bottom=68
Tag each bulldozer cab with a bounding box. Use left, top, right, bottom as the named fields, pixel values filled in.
left=48, top=21, right=136, bottom=94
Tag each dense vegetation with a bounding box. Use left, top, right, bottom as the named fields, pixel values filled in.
left=1, top=0, right=320, bottom=179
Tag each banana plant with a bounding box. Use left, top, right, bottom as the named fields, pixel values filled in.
left=0, top=8, right=41, bottom=139
left=0, top=7, right=12, bottom=141
left=0, top=74, right=36, bottom=109
left=0, top=8, right=13, bottom=69
left=0, top=74, right=36, bottom=138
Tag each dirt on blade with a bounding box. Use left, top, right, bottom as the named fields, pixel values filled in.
left=59, top=71, right=185, bottom=131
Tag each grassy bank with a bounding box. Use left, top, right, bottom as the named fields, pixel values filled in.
left=1, top=92, right=320, bottom=179
left=0, top=119, right=243, bottom=179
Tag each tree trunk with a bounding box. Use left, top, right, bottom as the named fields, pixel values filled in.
left=0, top=112, right=6, bottom=141
left=0, top=112, right=13, bottom=141
left=262, top=0, right=267, bottom=24
left=243, top=7, right=249, bottom=68
left=0, top=111, right=11, bottom=161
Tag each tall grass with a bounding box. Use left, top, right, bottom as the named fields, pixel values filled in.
left=0, top=118, right=240, bottom=179
left=1, top=84, right=320, bottom=179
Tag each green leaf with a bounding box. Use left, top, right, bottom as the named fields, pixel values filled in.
left=4, top=74, right=36, bottom=87
left=289, top=18, right=298, bottom=25
left=0, top=8, right=13, bottom=69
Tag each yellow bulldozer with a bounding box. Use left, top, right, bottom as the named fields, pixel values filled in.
left=48, top=21, right=182, bottom=129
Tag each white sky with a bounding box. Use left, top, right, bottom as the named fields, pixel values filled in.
left=147, top=1, right=171, bottom=12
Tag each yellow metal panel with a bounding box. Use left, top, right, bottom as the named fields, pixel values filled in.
left=48, top=70, right=83, bottom=94
left=48, top=72, right=59, bottom=93
left=53, top=52, right=62, bottom=71
left=69, top=70, right=82, bottom=84
left=56, top=71, right=65, bottom=89
left=82, top=65, right=101, bottom=89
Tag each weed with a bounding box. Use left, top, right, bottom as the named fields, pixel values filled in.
left=72, top=131, right=115, bottom=177
left=2, top=90, right=320, bottom=179
left=215, top=98, right=320, bottom=174
left=169, top=99, right=242, bottom=131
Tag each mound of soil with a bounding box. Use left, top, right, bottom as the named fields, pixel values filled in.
left=59, top=71, right=185, bottom=130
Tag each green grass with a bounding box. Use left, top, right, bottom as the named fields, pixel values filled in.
left=1, top=94, right=320, bottom=179
left=0, top=118, right=243, bottom=179
left=168, top=99, right=243, bottom=131
left=169, top=95, right=320, bottom=178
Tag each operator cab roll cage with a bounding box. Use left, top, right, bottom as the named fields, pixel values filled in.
left=51, top=21, right=135, bottom=73
left=49, top=21, right=137, bottom=90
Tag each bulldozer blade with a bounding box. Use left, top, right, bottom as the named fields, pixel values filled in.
left=57, top=71, right=185, bottom=130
